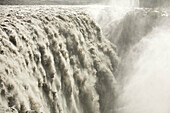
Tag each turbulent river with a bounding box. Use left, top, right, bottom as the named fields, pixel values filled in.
left=0, top=1, right=170, bottom=113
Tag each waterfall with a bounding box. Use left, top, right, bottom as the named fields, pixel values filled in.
left=88, top=2, right=170, bottom=112
left=0, top=6, right=118, bottom=113
left=114, top=12, right=170, bottom=113
left=1, top=1, right=170, bottom=113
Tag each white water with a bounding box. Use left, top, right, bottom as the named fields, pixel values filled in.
left=0, top=6, right=119, bottom=113
left=94, top=0, right=170, bottom=112
left=115, top=17, right=170, bottom=113
left=1, top=1, right=170, bottom=113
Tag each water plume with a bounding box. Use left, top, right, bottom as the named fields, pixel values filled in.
left=115, top=16, right=170, bottom=113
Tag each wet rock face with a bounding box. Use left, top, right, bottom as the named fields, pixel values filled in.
left=0, top=6, right=118, bottom=113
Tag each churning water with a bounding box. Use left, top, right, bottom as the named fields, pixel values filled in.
left=106, top=4, right=170, bottom=113
left=92, top=0, right=170, bottom=113
left=1, top=0, right=170, bottom=113
left=114, top=18, right=170, bottom=113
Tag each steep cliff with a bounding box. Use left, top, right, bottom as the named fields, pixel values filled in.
left=0, top=6, right=118, bottom=113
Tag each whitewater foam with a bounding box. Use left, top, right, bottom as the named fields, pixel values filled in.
left=0, top=6, right=118, bottom=113
left=115, top=12, right=170, bottom=113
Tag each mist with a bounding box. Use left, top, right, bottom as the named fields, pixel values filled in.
left=115, top=18, right=170, bottom=113
left=1, top=0, right=170, bottom=113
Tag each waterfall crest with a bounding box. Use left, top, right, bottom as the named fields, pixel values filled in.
left=0, top=6, right=118, bottom=113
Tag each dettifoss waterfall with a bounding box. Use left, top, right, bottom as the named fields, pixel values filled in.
left=0, top=0, right=170, bottom=113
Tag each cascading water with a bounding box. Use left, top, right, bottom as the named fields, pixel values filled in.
left=90, top=0, right=170, bottom=112
left=1, top=0, right=170, bottom=113
left=0, top=6, right=119, bottom=113
left=115, top=17, right=170, bottom=113
left=95, top=1, right=170, bottom=112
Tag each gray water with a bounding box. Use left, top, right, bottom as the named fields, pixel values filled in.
left=1, top=0, right=170, bottom=113
left=0, top=6, right=118, bottom=113
left=97, top=1, right=170, bottom=113
left=115, top=19, right=170, bottom=113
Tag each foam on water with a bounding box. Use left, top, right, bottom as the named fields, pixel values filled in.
left=0, top=6, right=118, bottom=113
left=1, top=1, right=170, bottom=113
